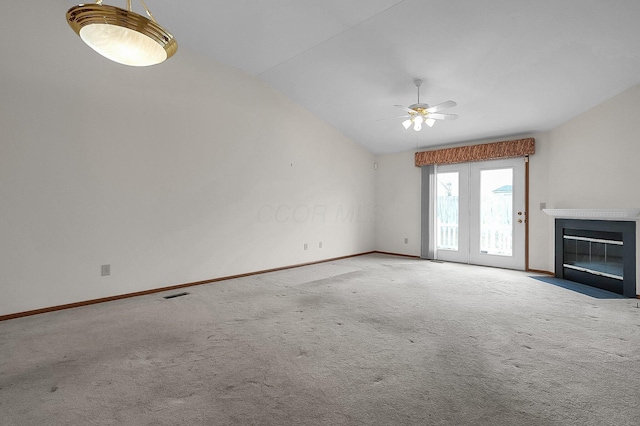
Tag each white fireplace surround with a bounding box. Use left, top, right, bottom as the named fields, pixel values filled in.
left=546, top=209, right=640, bottom=296
left=543, top=209, right=640, bottom=221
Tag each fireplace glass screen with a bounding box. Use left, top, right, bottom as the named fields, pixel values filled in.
left=563, top=229, right=624, bottom=280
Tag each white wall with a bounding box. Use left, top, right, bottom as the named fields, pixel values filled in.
left=0, top=2, right=375, bottom=316
left=546, top=83, right=640, bottom=293
left=374, top=151, right=422, bottom=256
left=547, top=83, right=640, bottom=209
left=527, top=133, right=551, bottom=271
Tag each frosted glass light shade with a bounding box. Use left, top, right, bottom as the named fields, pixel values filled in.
left=425, top=118, right=436, bottom=127
left=80, top=24, right=167, bottom=66
left=402, top=119, right=412, bottom=129
left=67, top=3, right=177, bottom=67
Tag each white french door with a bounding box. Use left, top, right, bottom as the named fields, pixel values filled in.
left=434, top=158, right=526, bottom=270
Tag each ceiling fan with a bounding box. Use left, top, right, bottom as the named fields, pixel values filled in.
left=392, top=79, right=458, bottom=131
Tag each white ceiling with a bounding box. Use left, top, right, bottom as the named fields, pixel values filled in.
left=72, top=0, right=640, bottom=154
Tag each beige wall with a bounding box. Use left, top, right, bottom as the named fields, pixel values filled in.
left=374, top=151, right=422, bottom=256
left=527, top=133, right=552, bottom=271
left=547, top=83, right=640, bottom=210
left=0, top=2, right=375, bottom=316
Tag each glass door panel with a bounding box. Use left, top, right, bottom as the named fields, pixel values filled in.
left=479, top=168, right=513, bottom=256
left=435, top=164, right=469, bottom=264
left=469, top=158, right=525, bottom=270
left=436, top=172, right=459, bottom=251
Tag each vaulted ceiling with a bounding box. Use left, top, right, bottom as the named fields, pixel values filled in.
left=65, top=1, right=640, bottom=154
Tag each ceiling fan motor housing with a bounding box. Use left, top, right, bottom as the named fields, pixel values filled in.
left=409, top=103, right=430, bottom=114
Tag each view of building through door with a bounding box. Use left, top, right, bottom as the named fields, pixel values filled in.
left=434, top=158, right=526, bottom=270
left=435, top=165, right=468, bottom=264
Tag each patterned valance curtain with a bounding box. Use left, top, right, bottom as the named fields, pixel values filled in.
left=415, top=138, right=535, bottom=167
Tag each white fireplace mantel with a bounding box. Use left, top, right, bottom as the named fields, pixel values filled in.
left=543, top=209, right=640, bottom=221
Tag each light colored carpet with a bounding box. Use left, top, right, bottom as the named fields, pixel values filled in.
left=1, top=253, right=639, bottom=425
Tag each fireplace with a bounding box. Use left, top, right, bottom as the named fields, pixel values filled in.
left=554, top=219, right=636, bottom=297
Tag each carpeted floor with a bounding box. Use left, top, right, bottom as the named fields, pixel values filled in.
left=1, top=253, right=639, bottom=425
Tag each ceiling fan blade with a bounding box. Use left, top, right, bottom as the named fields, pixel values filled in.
left=377, top=115, right=410, bottom=121
left=429, top=112, right=458, bottom=120
left=394, top=105, right=416, bottom=115
left=425, top=100, right=457, bottom=113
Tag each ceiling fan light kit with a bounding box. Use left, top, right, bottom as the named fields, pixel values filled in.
left=66, top=0, right=177, bottom=67
left=393, top=79, right=458, bottom=132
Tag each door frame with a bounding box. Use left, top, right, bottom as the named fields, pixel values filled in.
left=422, top=156, right=529, bottom=271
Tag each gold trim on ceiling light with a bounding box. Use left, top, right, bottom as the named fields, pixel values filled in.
left=66, top=0, right=177, bottom=67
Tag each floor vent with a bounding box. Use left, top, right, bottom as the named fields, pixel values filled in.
left=163, top=292, right=190, bottom=300
left=430, top=260, right=445, bottom=263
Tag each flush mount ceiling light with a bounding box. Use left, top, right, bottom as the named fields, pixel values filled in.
left=66, top=0, right=177, bottom=67
left=390, top=79, right=458, bottom=131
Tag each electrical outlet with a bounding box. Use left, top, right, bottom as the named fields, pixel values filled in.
left=304, top=243, right=308, bottom=250
left=319, top=242, right=323, bottom=248
left=101, top=264, right=111, bottom=276
left=404, top=238, right=408, bottom=244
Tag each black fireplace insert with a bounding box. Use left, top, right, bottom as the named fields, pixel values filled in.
left=555, top=219, right=636, bottom=297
